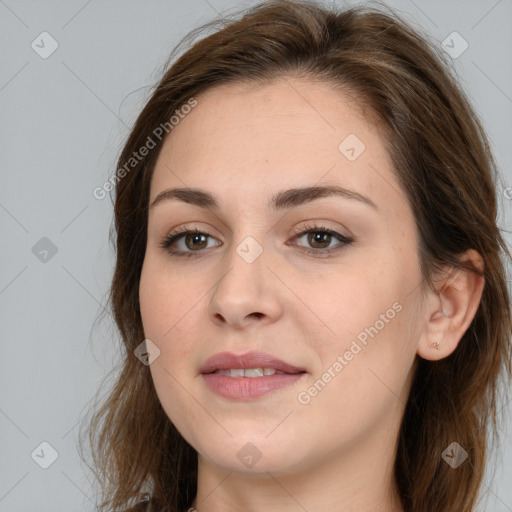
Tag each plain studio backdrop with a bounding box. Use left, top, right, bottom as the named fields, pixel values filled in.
left=0, top=0, right=511, bottom=510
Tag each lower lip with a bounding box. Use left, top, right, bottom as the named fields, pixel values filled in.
left=202, top=372, right=306, bottom=399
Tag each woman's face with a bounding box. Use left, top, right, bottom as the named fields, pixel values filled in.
left=139, top=78, right=426, bottom=477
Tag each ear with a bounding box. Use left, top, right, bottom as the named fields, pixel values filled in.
left=417, top=249, right=485, bottom=361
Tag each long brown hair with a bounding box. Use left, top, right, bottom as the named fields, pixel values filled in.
left=80, top=1, right=512, bottom=511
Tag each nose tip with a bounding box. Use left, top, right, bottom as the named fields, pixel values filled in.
left=213, top=310, right=265, bottom=326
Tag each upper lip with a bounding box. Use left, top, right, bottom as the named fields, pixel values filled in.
left=200, top=351, right=306, bottom=374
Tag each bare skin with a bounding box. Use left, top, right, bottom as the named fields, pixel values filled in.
left=138, top=77, right=484, bottom=512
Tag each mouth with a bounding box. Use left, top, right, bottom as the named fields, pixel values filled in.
left=200, top=351, right=307, bottom=400
left=200, top=350, right=307, bottom=376
left=211, top=368, right=290, bottom=377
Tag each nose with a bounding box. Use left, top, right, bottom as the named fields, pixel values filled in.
left=207, top=238, right=283, bottom=329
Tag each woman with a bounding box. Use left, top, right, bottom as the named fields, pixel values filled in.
left=82, top=1, right=512, bottom=511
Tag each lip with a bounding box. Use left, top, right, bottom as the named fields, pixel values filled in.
left=200, top=351, right=307, bottom=400
left=200, top=350, right=306, bottom=375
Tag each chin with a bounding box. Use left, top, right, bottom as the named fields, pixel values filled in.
left=201, top=448, right=303, bottom=476
left=190, top=431, right=312, bottom=475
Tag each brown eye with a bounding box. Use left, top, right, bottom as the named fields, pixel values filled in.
left=306, top=232, right=332, bottom=249
left=160, top=228, right=222, bottom=256
left=291, top=224, right=354, bottom=256
left=184, top=232, right=208, bottom=250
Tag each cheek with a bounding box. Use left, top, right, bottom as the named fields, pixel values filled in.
left=290, top=265, right=399, bottom=344
left=139, top=260, right=206, bottom=437
left=297, top=306, right=417, bottom=444
left=140, top=254, right=196, bottom=335
left=299, top=259, right=418, bottom=391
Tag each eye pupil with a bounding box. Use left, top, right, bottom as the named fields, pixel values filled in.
left=308, top=232, right=331, bottom=248
left=186, top=233, right=208, bottom=250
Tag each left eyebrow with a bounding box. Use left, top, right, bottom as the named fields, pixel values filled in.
left=270, top=184, right=378, bottom=212
left=148, top=184, right=378, bottom=211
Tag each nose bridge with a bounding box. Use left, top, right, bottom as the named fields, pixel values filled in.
left=208, top=231, right=281, bottom=326
left=216, top=232, right=266, bottom=299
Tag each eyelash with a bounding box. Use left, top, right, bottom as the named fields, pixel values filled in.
left=159, top=222, right=354, bottom=258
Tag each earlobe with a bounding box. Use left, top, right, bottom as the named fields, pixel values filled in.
left=417, top=249, right=485, bottom=361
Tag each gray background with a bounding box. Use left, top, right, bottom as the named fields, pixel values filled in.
left=1, top=0, right=511, bottom=510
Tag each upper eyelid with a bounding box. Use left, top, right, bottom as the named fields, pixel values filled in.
left=161, top=224, right=352, bottom=251
left=165, top=224, right=345, bottom=240
left=166, top=220, right=348, bottom=236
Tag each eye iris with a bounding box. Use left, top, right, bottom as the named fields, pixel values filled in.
left=308, top=232, right=331, bottom=249
left=185, top=233, right=208, bottom=250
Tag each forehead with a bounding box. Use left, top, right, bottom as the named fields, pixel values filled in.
left=150, top=77, right=402, bottom=215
